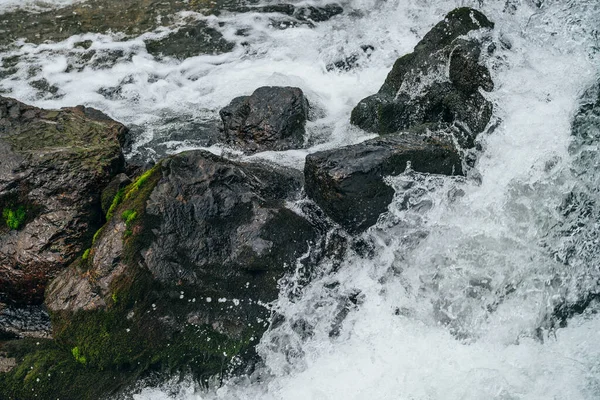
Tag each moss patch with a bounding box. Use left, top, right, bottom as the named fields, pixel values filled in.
left=105, top=187, right=126, bottom=220
left=0, top=339, right=135, bottom=400
left=2, top=206, right=26, bottom=230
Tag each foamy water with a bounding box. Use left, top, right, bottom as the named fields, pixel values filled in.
left=1, top=0, right=600, bottom=399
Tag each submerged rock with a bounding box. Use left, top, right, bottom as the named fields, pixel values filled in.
left=0, top=0, right=342, bottom=48
left=350, top=8, right=494, bottom=147
left=145, top=21, right=235, bottom=59
left=220, top=86, right=310, bottom=153
left=4, top=150, right=320, bottom=398
left=0, top=97, right=126, bottom=306
left=305, top=128, right=463, bottom=232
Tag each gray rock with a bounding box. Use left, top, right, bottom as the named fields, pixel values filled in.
left=304, top=129, right=463, bottom=233
left=350, top=8, right=494, bottom=147
left=220, top=86, right=310, bottom=153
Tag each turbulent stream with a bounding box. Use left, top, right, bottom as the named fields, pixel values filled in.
left=2, top=0, right=600, bottom=399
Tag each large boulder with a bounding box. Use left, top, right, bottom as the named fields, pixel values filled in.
left=305, top=128, right=463, bottom=233
left=0, top=97, right=126, bottom=307
left=350, top=8, right=494, bottom=147
left=0, top=150, right=319, bottom=399
left=220, top=86, right=310, bottom=153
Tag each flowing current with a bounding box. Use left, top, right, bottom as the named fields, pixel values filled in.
left=1, top=0, right=600, bottom=399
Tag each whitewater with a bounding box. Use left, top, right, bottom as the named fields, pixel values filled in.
left=1, top=0, right=600, bottom=399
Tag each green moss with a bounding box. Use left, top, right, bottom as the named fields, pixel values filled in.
left=105, top=187, right=126, bottom=220
left=82, top=248, right=91, bottom=261
left=111, top=292, right=118, bottom=304
left=121, top=209, right=137, bottom=226
left=71, top=346, right=87, bottom=364
left=92, top=226, right=104, bottom=245
left=2, top=206, right=26, bottom=230
left=125, top=167, right=156, bottom=200
left=0, top=339, right=132, bottom=400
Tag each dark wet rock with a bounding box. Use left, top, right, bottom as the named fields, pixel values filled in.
left=28, top=78, right=61, bottom=99
left=350, top=8, right=494, bottom=147
left=326, top=45, right=374, bottom=72
left=128, top=118, right=223, bottom=164
left=10, top=150, right=322, bottom=398
left=100, top=173, right=131, bottom=215
left=247, top=3, right=343, bottom=28
left=0, top=303, right=51, bottom=339
left=220, top=86, right=310, bottom=153
left=0, top=0, right=340, bottom=48
left=305, top=129, right=463, bottom=233
left=0, top=97, right=126, bottom=306
left=145, top=21, right=234, bottom=59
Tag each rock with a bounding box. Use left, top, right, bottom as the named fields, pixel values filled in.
left=305, top=129, right=463, bottom=233
left=0, top=304, right=51, bottom=339
left=0, top=0, right=341, bottom=48
left=0, top=97, right=126, bottom=306
left=16, top=150, right=321, bottom=398
left=145, top=21, right=234, bottom=60
left=244, top=3, right=343, bottom=28
left=0, top=353, right=16, bottom=373
left=220, top=86, right=310, bottom=153
left=326, top=45, right=375, bottom=72
left=100, top=173, right=131, bottom=215
left=350, top=8, right=494, bottom=147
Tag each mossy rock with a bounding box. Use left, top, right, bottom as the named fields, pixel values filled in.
left=0, top=97, right=126, bottom=308
left=29, top=150, right=321, bottom=398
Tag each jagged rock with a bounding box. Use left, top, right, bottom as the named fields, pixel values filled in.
left=305, top=129, right=463, bottom=233
left=220, top=86, right=310, bottom=153
left=0, top=97, right=126, bottom=306
left=19, top=150, right=321, bottom=399
left=350, top=8, right=494, bottom=147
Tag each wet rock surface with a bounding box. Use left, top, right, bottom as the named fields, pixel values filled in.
left=3, top=150, right=323, bottom=398
left=0, top=304, right=51, bottom=339
left=145, top=21, right=235, bottom=59
left=220, top=86, right=310, bottom=153
left=350, top=8, right=494, bottom=147
left=0, top=0, right=342, bottom=49
left=0, top=97, right=126, bottom=306
left=305, top=128, right=463, bottom=233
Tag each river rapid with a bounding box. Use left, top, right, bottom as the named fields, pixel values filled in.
left=1, top=0, right=600, bottom=399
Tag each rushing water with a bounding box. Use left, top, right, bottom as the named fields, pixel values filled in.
left=2, top=0, right=600, bottom=399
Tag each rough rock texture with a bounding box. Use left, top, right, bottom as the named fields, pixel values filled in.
left=0, top=97, right=126, bottom=306
left=0, top=304, right=51, bottom=340
left=350, top=8, right=494, bottom=147
left=1, top=150, right=320, bottom=399
left=145, top=21, right=235, bottom=59
left=0, top=0, right=343, bottom=48
left=100, top=173, right=131, bottom=215
left=220, top=86, right=310, bottom=153
left=305, top=129, right=463, bottom=233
